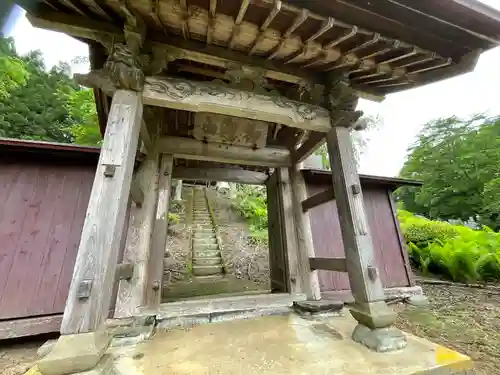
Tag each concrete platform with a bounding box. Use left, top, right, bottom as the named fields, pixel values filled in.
left=26, top=311, right=472, bottom=375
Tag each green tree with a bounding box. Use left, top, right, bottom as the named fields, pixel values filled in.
left=396, top=114, right=500, bottom=228
left=314, top=115, right=380, bottom=170
left=0, top=36, right=28, bottom=99
left=66, top=89, right=102, bottom=146
left=0, top=36, right=100, bottom=145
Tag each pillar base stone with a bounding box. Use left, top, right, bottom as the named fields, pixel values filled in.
left=38, top=331, right=110, bottom=375
left=349, top=301, right=397, bottom=329
left=352, top=324, right=407, bottom=353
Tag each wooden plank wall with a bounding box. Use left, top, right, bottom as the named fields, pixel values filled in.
left=0, top=158, right=94, bottom=320
left=307, top=184, right=411, bottom=292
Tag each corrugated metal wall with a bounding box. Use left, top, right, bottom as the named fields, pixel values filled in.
left=307, top=183, right=411, bottom=292
left=0, top=157, right=94, bottom=320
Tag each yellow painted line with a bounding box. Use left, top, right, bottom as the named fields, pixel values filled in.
left=435, top=345, right=473, bottom=371
left=24, top=366, right=42, bottom=375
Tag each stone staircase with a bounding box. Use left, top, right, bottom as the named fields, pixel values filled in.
left=192, top=188, right=224, bottom=277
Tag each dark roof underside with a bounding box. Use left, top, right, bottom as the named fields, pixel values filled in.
left=19, top=0, right=500, bottom=96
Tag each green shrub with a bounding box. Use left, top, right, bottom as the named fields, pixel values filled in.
left=232, top=185, right=268, bottom=245
left=398, top=210, right=458, bottom=247
left=398, top=210, right=500, bottom=283
left=168, top=212, right=180, bottom=225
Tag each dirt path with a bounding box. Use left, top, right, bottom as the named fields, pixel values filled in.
left=395, top=283, right=500, bottom=375
left=0, top=336, right=50, bottom=375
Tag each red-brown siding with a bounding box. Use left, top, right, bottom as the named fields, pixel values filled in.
left=0, top=149, right=95, bottom=321
left=307, top=182, right=412, bottom=292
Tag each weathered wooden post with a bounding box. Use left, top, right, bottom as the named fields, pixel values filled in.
left=324, top=75, right=406, bottom=352
left=289, top=165, right=322, bottom=300
left=38, top=22, right=147, bottom=375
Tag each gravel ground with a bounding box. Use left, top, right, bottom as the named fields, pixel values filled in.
left=0, top=335, right=54, bottom=375
left=395, top=282, right=500, bottom=375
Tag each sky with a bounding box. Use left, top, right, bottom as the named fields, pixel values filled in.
left=4, top=1, right=500, bottom=177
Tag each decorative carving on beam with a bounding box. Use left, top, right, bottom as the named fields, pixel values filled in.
left=224, top=66, right=271, bottom=94
left=104, top=43, right=145, bottom=91
left=103, top=3, right=146, bottom=91
left=143, top=77, right=332, bottom=132
left=193, top=112, right=269, bottom=148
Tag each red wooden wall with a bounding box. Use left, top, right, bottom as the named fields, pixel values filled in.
left=0, top=142, right=97, bottom=321
left=306, top=174, right=413, bottom=293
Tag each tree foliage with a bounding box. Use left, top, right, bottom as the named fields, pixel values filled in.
left=0, top=36, right=100, bottom=145
left=0, top=36, right=28, bottom=99
left=314, top=115, right=380, bottom=170
left=397, top=114, right=500, bottom=230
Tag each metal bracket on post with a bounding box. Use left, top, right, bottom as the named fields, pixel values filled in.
left=77, top=280, right=93, bottom=300
left=104, top=165, right=116, bottom=178
left=152, top=281, right=160, bottom=291
left=367, top=265, right=378, bottom=281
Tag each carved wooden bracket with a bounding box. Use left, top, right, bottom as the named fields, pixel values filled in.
left=324, top=73, right=364, bottom=129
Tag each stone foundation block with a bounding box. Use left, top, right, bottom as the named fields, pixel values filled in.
left=37, top=331, right=110, bottom=375
left=352, top=323, right=407, bottom=352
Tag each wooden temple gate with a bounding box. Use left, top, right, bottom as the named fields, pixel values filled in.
left=16, top=0, right=500, bottom=373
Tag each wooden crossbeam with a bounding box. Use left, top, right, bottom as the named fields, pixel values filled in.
left=156, top=136, right=291, bottom=167
left=292, top=132, right=325, bottom=163
left=309, top=257, right=347, bottom=272
left=301, top=188, right=335, bottom=212
left=173, top=166, right=268, bottom=185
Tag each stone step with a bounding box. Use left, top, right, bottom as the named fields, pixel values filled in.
left=193, top=265, right=223, bottom=276
left=192, top=225, right=213, bottom=230
left=193, top=233, right=216, bottom=239
left=193, top=257, right=222, bottom=266
left=193, top=249, right=220, bottom=258
left=193, top=228, right=215, bottom=232
left=193, top=240, right=218, bottom=247
left=193, top=246, right=219, bottom=254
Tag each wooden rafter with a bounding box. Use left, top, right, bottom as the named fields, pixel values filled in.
left=26, top=0, right=493, bottom=95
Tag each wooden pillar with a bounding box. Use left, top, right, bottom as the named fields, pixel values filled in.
left=275, top=168, right=301, bottom=295
left=114, top=153, right=160, bottom=318
left=324, top=77, right=405, bottom=351
left=289, top=165, right=321, bottom=300
left=145, top=154, right=174, bottom=310
left=61, top=90, right=143, bottom=334
left=38, top=90, right=143, bottom=375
